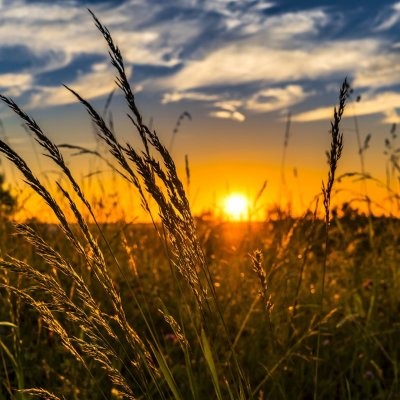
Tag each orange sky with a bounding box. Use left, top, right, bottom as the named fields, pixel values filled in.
left=3, top=106, right=397, bottom=223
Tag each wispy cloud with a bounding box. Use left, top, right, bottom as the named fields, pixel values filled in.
left=354, top=52, right=400, bottom=89
left=163, top=39, right=381, bottom=91
left=210, top=100, right=245, bottom=122
left=0, top=73, right=33, bottom=96
left=162, top=91, right=219, bottom=104
left=201, top=0, right=275, bottom=34
left=210, top=110, right=246, bottom=122
left=383, top=109, right=400, bottom=124
left=246, top=85, right=312, bottom=113
left=0, top=0, right=201, bottom=105
left=293, top=91, right=400, bottom=123
left=29, top=64, right=133, bottom=108
left=0, top=1, right=185, bottom=67
left=374, top=2, right=400, bottom=31
left=205, top=85, right=311, bottom=121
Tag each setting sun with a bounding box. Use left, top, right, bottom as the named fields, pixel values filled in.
left=223, top=194, right=249, bottom=221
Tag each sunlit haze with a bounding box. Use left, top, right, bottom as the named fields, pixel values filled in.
left=223, top=193, right=249, bottom=221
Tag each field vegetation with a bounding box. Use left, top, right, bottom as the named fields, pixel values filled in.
left=0, top=11, right=399, bottom=400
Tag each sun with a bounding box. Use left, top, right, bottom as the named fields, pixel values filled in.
left=223, top=193, right=248, bottom=221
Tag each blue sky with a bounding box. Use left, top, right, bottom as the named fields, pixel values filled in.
left=0, top=0, right=399, bottom=123
left=0, top=0, right=399, bottom=216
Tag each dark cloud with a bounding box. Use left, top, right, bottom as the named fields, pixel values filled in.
left=35, top=54, right=106, bottom=86
left=0, top=45, right=39, bottom=73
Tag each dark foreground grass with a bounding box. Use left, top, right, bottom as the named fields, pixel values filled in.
left=0, top=10, right=399, bottom=400
left=1, top=214, right=400, bottom=399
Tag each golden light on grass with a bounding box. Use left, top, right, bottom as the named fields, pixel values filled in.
left=223, top=193, right=248, bottom=221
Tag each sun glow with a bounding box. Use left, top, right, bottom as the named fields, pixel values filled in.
left=223, top=193, right=248, bottom=221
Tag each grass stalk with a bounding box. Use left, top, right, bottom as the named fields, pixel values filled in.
left=314, top=78, right=349, bottom=400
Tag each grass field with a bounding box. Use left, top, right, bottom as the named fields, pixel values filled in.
left=0, top=11, right=399, bottom=400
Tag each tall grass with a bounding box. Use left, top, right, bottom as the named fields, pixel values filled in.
left=314, top=78, right=348, bottom=400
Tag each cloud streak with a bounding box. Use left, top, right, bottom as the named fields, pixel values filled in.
left=0, top=73, right=33, bottom=96
left=210, top=109, right=246, bottom=122
left=374, top=2, right=400, bottom=31
left=293, top=91, right=400, bottom=123
left=246, top=85, right=312, bottom=113
left=162, top=91, right=219, bottom=104
left=163, top=39, right=383, bottom=91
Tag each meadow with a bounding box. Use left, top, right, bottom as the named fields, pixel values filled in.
left=0, top=11, right=399, bottom=400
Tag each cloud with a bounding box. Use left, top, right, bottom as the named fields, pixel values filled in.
left=161, top=91, right=219, bottom=104
left=293, top=91, right=400, bottom=123
left=354, top=53, right=400, bottom=89
left=258, top=10, right=330, bottom=39
left=200, top=2, right=328, bottom=40
left=0, top=73, right=33, bottom=96
left=156, top=8, right=339, bottom=93
left=200, top=0, right=274, bottom=35
left=0, top=72, right=32, bottom=89
left=1, top=3, right=331, bottom=78
left=1, top=0, right=81, bottom=21
left=210, top=110, right=245, bottom=122
left=214, top=100, right=243, bottom=112
left=374, top=2, right=400, bottom=31
left=209, top=100, right=245, bottom=122
left=29, top=63, right=133, bottom=108
left=164, top=85, right=310, bottom=122
left=0, top=0, right=206, bottom=106
left=164, top=39, right=381, bottom=91
left=246, top=85, right=312, bottom=113
left=0, top=2, right=181, bottom=68
left=154, top=6, right=399, bottom=113
left=383, top=109, right=400, bottom=124
left=205, top=85, right=311, bottom=122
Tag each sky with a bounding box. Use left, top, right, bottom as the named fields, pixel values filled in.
left=0, top=0, right=399, bottom=220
